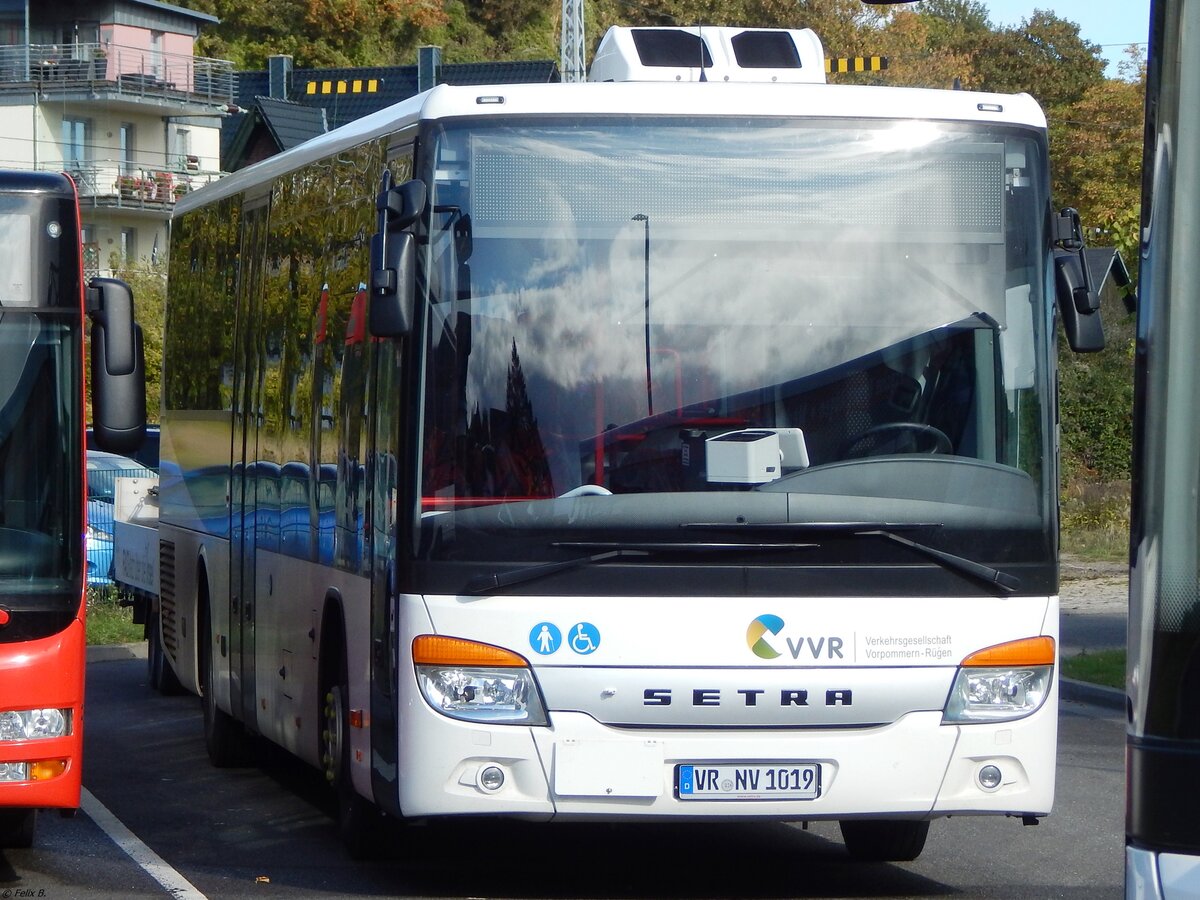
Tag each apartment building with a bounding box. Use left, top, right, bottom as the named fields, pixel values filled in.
left=0, top=0, right=234, bottom=277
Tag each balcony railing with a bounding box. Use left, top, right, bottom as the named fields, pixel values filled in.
left=0, top=157, right=225, bottom=210
left=0, top=42, right=235, bottom=106
left=74, top=161, right=223, bottom=209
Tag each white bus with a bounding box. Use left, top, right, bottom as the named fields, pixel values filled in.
left=158, top=25, right=1106, bottom=860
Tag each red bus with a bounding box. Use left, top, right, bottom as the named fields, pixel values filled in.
left=0, top=170, right=144, bottom=847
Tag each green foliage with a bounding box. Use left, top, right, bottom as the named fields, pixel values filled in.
left=188, top=0, right=563, bottom=66
left=86, top=586, right=144, bottom=646
left=422, top=1, right=557, bottom=63
left=116, top=263, right=165, bottom=424
left=1061, top=648, right=1125, bottom=689
left=912, top=0, right=991, bottom=35
left=85, top=261, right=165, bottom=426
left=972, top=11, right=1105, bottom=110
left=191, top=0, right=448, bottom=68
left=1060, top=478, right=1130, bottom=562
left=1058, top=287, right=1136, bottom=484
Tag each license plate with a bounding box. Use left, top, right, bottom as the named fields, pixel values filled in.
left=676, top=763, right=821, bottom=801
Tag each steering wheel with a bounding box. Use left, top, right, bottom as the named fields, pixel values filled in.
left=558, top=484, right=613, bottom=498
left=837, top=422, right=953, bottom=460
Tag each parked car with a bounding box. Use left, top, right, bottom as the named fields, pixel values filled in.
left=85, top=424, right=160, bottom=470
left=85, top=450, right=154, bottom=586
left=85, top=498, right=113, bottom=587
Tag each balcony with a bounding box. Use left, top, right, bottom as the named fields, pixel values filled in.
left=0, top=42, right=236, bottom=109
left=70, top=159, right=223, bottom=212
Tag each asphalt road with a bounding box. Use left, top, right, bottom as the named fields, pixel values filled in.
left=0, top=650, right=1126, bottom=899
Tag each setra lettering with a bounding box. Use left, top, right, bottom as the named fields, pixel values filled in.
left=642, top=688, right=852, bottom=707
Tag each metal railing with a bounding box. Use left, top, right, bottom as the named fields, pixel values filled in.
left=0, top=41, right=235, bottom=105
left=73, top=160, right=223, bottom=208
left=0, top=151, right=226, bottom=207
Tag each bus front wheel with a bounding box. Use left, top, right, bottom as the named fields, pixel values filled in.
left=148, top=610, right=182, bottom=695
left=321, top=640, right=380, bottom=858
left=839, top=819, right=930, bottom=862
left=0, top=808, right=35, bottom=848
left=200, top=599, right=246, bottom=767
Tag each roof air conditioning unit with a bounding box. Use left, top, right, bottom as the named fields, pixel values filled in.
left=588, top=26, right=826, bottom=85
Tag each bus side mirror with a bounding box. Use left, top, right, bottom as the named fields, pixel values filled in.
left=370, top=176, right=426, bottom=338
left=87, top=277, right=136, bottom=376
left=370, top=231, right=416, bottom=337
left=86, top=277, right=147, bottom=454
left=1053, top=208, right=1105, bottom=353
left=1055, top=251, right=1106, bottom=353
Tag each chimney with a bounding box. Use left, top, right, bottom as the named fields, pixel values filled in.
left=268, top=55, right=293, bottom=100
left=418, top=46, right=442, bottom=93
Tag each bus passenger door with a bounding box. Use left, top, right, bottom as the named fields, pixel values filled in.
left=230, top=199, right=269, bottom=731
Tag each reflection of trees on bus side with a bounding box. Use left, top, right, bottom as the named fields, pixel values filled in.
left=161, top=137, right=394, bottom=574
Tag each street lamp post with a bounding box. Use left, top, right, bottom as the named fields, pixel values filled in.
left=632, top=213, right=652, bottom=416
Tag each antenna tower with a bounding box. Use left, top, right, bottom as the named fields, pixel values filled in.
left=561, top=0, right=586, bottom=82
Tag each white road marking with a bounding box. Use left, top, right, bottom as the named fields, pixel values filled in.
left=81, top=787, right=208, bottom=899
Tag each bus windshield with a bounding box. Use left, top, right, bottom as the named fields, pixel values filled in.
left=415, top=117, right=1055, bottom=593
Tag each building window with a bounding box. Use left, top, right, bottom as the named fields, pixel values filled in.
left=119, top=123, right=135, bottom=176
left=150, top=31, right=164, bottom=79
left=62, top=118, right=89, bottom=171
left=175, top=128, right=191, bottom=170
left=120, top=228, right=136, bottom=264
left=81, top=225, right=99, bottom=280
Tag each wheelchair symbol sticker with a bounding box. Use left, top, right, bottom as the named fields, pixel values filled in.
left=530, top=622, right=561, bottom=655
left=568, top=622, right=601, bottom=655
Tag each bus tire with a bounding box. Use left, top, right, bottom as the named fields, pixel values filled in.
left=320, top=632, right=379, bottom=858
left=0, top=808, right=36, bottom=848
left=199, top=597, right=247, bottom=767
left=147, top=610, right=183, bottom=695
left=839, top=819, right=930, bottom=862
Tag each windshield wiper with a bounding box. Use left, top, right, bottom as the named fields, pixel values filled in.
left=681, top=522, right=1021, bottom=593
left=464, top=540, right=818, bottom=595
left=862, top=529, right=1021, bottom=592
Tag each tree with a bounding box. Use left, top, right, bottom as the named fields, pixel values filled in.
left=973, top=11, right=1105, bottom=112
left=189, top=0, right=448, bottom=68
left=1052, top=48, right=1144, bottom=487
left=1051, top=47, right=1146, bottom=260
left=912, top=0, right=991, bottom=35
left=86, top=262, right=166, bottom=425
left=874, top=9, right=979, bottom=89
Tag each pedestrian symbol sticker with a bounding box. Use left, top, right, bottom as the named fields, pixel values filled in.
left=530, top=622, right=561, bottom=655
left=569, top=622, right=600, bottom=655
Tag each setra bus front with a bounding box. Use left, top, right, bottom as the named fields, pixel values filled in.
left=394, top=69, right=1071, bottom=861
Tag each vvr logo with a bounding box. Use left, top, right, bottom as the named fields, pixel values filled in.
left=745, top=614, right=845, bottom=661
left=746, top=614, right=785, bottom=659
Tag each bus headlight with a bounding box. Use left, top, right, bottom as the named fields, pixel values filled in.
left=413, top=636, right=548, bottom=726
left=0, top=708, right=71, bottom=741
left=942, top=637, right=1055, bottom=723
left=0, top=759, right=68, bottom=782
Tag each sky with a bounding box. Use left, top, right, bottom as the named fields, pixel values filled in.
left=977, top=0, right=1151, bottom=76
